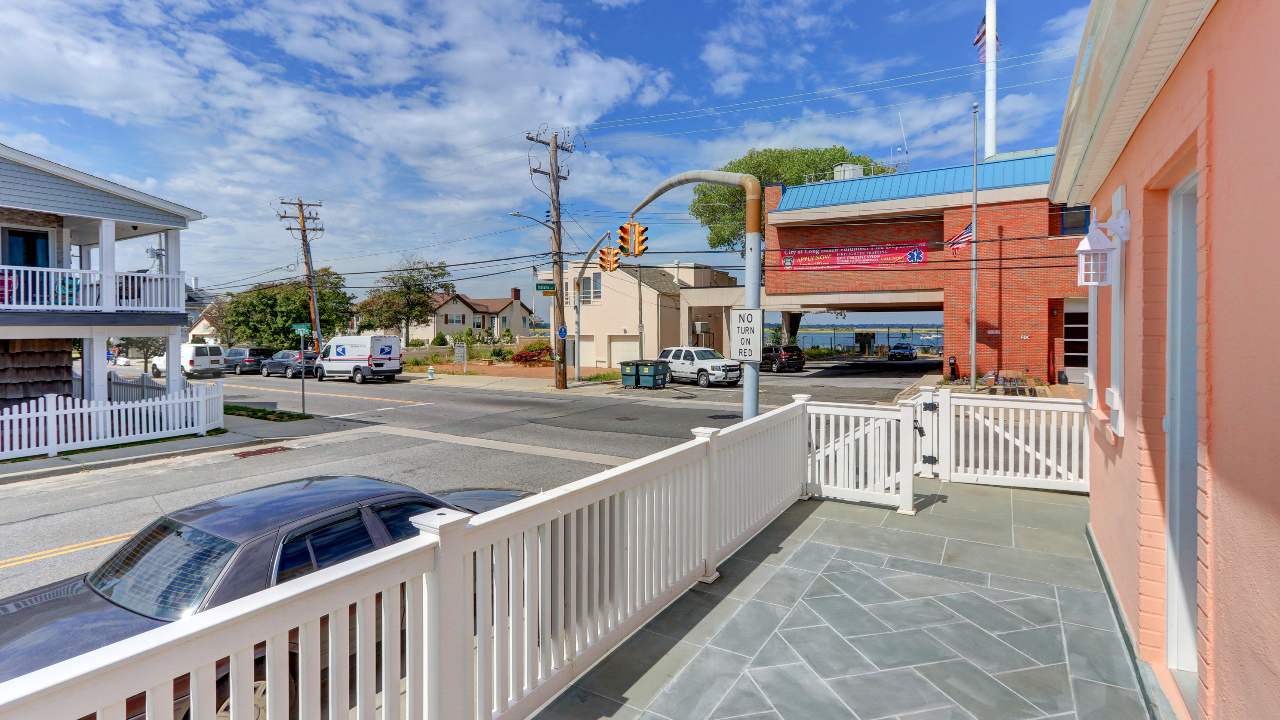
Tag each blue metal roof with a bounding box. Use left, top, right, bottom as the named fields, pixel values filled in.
left=775, top=151, right=1055, bottom=212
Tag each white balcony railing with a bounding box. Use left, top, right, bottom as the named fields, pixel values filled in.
left=0, top=392, right=1087, bottom=720
left=0, top=266, right=184, bottom=312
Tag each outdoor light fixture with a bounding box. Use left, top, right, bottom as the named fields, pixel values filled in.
left=1075, top=209, right=1129, bottom=286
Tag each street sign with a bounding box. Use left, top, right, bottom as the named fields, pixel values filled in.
left=291, top=323, right=311, bottom=331
left=729, top=308, right=763, bottom=363
left=535, top=283, right=555, bottom=291
left=637, top=324, right=644, bottom=334
left=294, top=328, right=311, bottom=336
left=541, top=291, right=556, bottom=296
left=557, top=326, right=567, bottom=340
left=453, top=342, right=467, bottom=364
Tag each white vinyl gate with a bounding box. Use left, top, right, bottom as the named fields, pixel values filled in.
left=915, top=387, right=1089, bottom=493
left=806, top=401, right=916, bottom=514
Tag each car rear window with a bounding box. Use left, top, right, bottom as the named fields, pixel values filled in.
left=87, top=517, right=238, bottom=621
left=194, top=346, right=208, bottom=357
left=208, top=346, right=222, bottom=356
left=250, top=349, right=273, bottom=358
left=375, top=502, right=439, bottom=542
left=783, top=346, right=802, bottom=353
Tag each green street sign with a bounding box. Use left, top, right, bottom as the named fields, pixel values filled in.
left=295, top=328, right=311, bottom=336
left=535, top=283, right=555, bottom=291
left=291, top=323, right=312, bottom=331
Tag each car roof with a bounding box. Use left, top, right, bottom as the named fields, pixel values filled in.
left=168, top=476, right=419, bottom=543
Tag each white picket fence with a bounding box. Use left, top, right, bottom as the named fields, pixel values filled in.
left=0, top=382, right=223, bottom=460
left=0, top=396, right=809, bottom=720
left=806, top=400, right=916, bottom=513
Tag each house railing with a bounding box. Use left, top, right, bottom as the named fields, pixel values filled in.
left=0, top=395, right=811, bottom=720
left=0, top=382, right=222, bottom=460
left=0, top=265, right=184, bottom=312
left=0, top=391, right=1088, bottom=719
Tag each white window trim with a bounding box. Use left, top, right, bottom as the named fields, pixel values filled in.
left=1106, top=185, right=1127, bottom=436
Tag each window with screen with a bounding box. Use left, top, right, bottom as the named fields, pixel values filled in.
left=375, top=502, right=439, bottom=542
left=86, top=518, right=238, bottom=621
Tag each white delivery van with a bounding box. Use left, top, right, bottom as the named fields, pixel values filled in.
left=317, top=335, right=402, bottom=383
left=151, top=343, right=225, bottom=378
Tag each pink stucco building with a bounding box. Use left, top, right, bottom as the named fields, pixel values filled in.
left=1050, top=0, right=1280, bottom=717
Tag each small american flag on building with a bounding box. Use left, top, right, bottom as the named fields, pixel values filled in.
left=947, top=222, right=974, bottom=256
left=974, top=16, right=1000, bottom=62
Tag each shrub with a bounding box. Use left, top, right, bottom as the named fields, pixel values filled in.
left=583, top=370, right=621, bottom=382
left=432, top=332, right=448, bottom=346
left=490, top=347, right=510, bottom=360
left=462, top=327, right=476, bottom=345
left=407, top=338, right=425, bottom=347
left=405, top=357, right=427, bottom=366
left=513, top=348, right=551, bottom=363
left=524, top=339, right=551, bottom=353
left=499, top=326, right=515, bottom=343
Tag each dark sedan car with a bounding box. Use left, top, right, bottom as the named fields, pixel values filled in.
left=762, top=345, right=806, bottom=373
left=223, top=346, right=273, bottom=375
left=888, top=342, right=919, bottom=361
left=262, top=349, right=319, bottom=378
left=0, top=477, right=528, bottom=688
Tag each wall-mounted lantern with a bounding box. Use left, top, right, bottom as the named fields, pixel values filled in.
left=1075, top=209, right=1129, bottom=286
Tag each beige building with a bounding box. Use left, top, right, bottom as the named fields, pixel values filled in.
left=353, top=288, right=533, bottom=342
left=553, top=262, right=736, bottom=368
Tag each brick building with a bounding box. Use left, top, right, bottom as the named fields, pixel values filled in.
left=764, top=149, right=1091, bottom=382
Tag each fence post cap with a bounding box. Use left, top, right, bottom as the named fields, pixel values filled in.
left=690, top=426, right=719, bottom=439
left=791, top=394, right=812, bottom=404
left=410, top=507, right=471, bottom=535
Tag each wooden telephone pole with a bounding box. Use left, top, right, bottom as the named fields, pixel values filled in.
left=278, top=199, right=324, bottom=352
left=527, top=131, right=573, bottom=389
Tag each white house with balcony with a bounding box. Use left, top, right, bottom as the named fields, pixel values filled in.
left=0, top=144, right=221, bottom=458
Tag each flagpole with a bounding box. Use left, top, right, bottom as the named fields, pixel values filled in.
left=985, top=0, right=997, bottom=158
left=971, top=103, right=979, bottom=391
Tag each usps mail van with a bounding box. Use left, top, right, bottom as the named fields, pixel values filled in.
left=317, top=335, right=402, bottom=383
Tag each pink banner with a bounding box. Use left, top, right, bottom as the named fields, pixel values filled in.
left=779, top=242, right=928, bottom=270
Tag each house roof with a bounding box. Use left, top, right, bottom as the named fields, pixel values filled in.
left=618, top=266, right=686, bottom=295
left=774, top=150, right=1055, bottom=213
left=0, top=143, right=204, bottom=222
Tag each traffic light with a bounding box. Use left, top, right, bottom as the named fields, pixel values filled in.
left=599, top=247, right=621, bottom=272
left=632, top=224, right=649, bottom=257
left=617, top=223, right=633, bottom=256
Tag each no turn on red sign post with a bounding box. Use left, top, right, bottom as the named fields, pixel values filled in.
left=729, top=308, right=763, bottom=363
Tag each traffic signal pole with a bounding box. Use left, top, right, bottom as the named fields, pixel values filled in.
left=629, top=170, right=764, bottom=418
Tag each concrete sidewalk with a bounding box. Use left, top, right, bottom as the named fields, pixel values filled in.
left=0, top=414, right=351, bottom=485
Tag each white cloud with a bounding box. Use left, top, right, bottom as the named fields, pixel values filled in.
left=591, top=0, right=644, bottom=7
left=699, top=0, right=852, bottom=97
left=1042, top=5, right=1090, bottom=51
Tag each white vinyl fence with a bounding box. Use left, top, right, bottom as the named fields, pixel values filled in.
left=806, top=400, right=916, bottom=514
left=0, top=396, right=812, bottom=720
left=0, top=382, right=223, bottom=460
left=0, top=267, right=184, bottom=312
left=107, top=371, right=188, bottom=402
left=936, top=388, right=1090, bottom=492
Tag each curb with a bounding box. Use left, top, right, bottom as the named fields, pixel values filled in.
left=0, top=437, right=278, bottom=486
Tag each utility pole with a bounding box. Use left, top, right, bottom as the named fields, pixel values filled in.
left=278, top=199, right=324, bottom=352
left=527, top=131, right=573, bottom=389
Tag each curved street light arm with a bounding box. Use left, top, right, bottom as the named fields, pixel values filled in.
left=509, top=211, right=553, bottom=231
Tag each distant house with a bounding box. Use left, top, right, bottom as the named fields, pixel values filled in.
left=351, top=288, right=533, bottom=341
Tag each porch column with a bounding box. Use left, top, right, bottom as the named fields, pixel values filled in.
left=98, top=221, right=116, bottom=312
left=165, top=327, right=183, bottom=394
left=163, top=229, right=181, bottom=275
left=79, top=240, right=92, bottom=270
left=59, top=228, right=72, bottom=268
left=83, top=332, right=109, bottom=402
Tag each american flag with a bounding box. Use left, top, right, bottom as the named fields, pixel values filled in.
left=974, top=16, right=1000, bottom=62
left=947, top=222, right=974, bottom=256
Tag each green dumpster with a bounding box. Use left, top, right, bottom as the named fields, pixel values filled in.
left=620, top=360, right=639, bottom=388
left=636, top=360, right=669, bottom=389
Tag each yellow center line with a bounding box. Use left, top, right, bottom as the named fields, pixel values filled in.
left=0, top=532, right=133, bottom=570
left=223, top=384, right=433, bottom=404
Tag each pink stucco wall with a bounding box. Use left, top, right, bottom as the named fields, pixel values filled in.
left=1086, top=1, right=1280, bottom=717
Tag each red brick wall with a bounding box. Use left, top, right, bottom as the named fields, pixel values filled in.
left=765, top=187, right=1084, bottom=381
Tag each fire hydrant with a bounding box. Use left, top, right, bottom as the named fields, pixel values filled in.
left=427, top=365, right=435, bottom=380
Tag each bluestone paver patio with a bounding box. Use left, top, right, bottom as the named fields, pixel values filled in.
left=535, top=477, right=1148, bottom=720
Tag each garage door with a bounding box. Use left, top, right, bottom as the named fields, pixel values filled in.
left=608, top=336, right=640, bottom=367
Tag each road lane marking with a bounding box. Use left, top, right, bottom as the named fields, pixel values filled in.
left=223, top=384, right=435, bottom=404
left=328, top=403, right=432, bottom=418
left=0, top=532, right=133, bottom=570
left=298, top=426, right=633, bottom=467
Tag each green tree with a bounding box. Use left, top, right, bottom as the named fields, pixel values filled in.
left=121, top=337, right=168, bottom=372
left=432, top=332, right=448, bottom=346
left=689, top=147, right=890, bottom=252
left=224, top=268, right=355, bottom=349
left=357, top=253, right=454, bottom=344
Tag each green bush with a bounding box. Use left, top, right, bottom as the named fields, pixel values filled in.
left=583, top=370, right=621, bottom=382
left=525, top=339, right=551, bottom=353
left=490, top=347, right=510, bottom=360
left=499, top=326, right=515, bottom=343
left=405, top=357, right=427, bottom=366
left=432, top=332, right=448, bottom=346
left=407, top=338, right=425, bottom=347
left=804, top=347, right=837, bottom=359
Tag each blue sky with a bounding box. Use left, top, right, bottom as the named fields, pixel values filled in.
left=0, top=0, right=1088, bottom=326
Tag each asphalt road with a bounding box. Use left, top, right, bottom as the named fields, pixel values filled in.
left=0, top=381, right=749, bottom=598
left=0, top=356, right=937, bottom=599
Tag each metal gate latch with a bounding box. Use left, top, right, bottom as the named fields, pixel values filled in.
left=913, top=420, right=926, bottom=437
